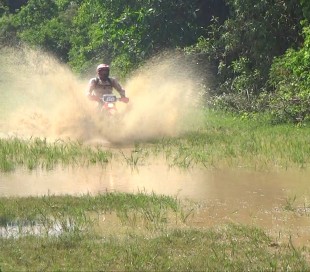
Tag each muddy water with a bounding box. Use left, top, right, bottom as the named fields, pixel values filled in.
left=1, top=162, right=309, bottom=201
left=1, top=161, right=310, bottom=246
left=0, top=47, right=205, bottom=143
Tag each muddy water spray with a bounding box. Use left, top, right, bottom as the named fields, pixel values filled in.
left=0, top=47, right=205, bottom=143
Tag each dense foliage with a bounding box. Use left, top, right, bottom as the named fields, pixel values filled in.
left=268, top=25, right=310, bottom=123
left=0, top=0, right=309, bottom=122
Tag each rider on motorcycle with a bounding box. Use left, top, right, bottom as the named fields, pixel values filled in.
left=86, top=63, right=129, bottom=104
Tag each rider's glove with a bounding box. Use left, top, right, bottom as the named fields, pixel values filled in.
left=88, top=95, right=102, bottom=103
left=119, top=96, right=129, bottom=103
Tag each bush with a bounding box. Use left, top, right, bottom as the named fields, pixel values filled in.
left=268, top=25, right=310, bottom=123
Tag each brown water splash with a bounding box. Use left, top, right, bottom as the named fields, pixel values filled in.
left=0, top=47, right=206, bottom=144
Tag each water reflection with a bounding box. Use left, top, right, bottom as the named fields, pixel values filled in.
left=1, top=162, right=310, bottom=246
left=1, top=162, right=309, bottom=202
left=0, top=220, right=60, bottom=238
left=0, top=218, right=83, bottom=238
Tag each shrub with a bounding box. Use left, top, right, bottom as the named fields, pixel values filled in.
left=268, top=25, right=310, bottom=123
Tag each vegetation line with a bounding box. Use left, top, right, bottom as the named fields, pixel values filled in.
left=1, top=110, right=309, bottom=172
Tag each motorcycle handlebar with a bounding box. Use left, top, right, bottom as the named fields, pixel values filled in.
left=119, top=97, right=129, bottom=103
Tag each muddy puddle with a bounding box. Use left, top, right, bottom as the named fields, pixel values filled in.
left=1, top=161, right=310, bottom=247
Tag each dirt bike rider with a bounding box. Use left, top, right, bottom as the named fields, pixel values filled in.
left=86, top=63, right=129, bottom=105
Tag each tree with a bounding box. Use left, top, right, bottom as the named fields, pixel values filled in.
left=268, top=24, right=310, bottom=123
left=300, top=0, right=310, bottom=21
left=3, top=0, right=28, bottom=13
left=2, top=0, right=79, bottom=61
left=0, top=0, right=231, bottom=75
left=186, top=0, right=305, bottom=114
left=69, top=0, right=205, bottom=74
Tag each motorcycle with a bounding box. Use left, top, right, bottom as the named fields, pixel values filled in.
left=98, top=94, right=129, bottom=116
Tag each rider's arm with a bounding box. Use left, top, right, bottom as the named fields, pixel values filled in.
left=86, top=78, right=101, bottom=102
left=110, top=78, right=129, bottom=103
left=110, top=78, right=126, bottom=97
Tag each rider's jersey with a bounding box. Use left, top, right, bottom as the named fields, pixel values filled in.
left=88, top=77, right=126, bottom=97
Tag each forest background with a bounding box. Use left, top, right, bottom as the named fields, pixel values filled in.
left=0, top=0, right=309, bottom=124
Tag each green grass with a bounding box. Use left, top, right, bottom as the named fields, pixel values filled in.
left=1, top=110, right=310, bottom=270
left=149, top=110, right=310, bottom=170
left=0, top=192, right=179, bottom=225
left=0, top=137, right=112, bottom=172
left=0, top=193, right=309, bottom=271
left=1, top=110, right=310, bottom=172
